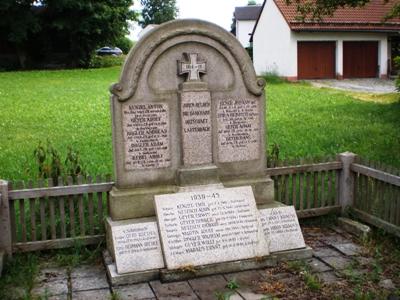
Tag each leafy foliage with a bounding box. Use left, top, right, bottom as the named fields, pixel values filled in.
left=140, top=0, right=178, bottom=28
left=115, top=36, right=134, bottom=54
left=0, top=1, right=137, bottom=68
left=285, top=0, right=399, bottom=21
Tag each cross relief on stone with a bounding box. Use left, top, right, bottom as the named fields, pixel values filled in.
left=178, top=53, right=207, bottom=82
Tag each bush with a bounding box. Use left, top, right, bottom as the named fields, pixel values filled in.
left=115, top=36, right=135, bottom=54
left=260, top=71, right=287, bottom=84
left=89, top=55, right=125, bottom=68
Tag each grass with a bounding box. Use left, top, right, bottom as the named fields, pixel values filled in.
left=0, top=67, right=399, bottom=181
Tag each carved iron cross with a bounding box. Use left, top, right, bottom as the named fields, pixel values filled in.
left=178, top=53, right=207, bottom=82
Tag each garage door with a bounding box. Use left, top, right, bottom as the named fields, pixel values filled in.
left=343, top=41, right=378, bottom=78
left=298, top=41, right=336, bottom=79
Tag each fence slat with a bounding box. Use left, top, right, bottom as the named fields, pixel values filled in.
left=48, top=178, right=57, bottom=240
left=39, top=179, right=46, bottom=241
left=266, top=161, right=342, bottom=176
left=351, top=164, right=400, bottom=187
left=28, top=180, right=36, bottom=242
left=335, top=170, right=340, bottom=205
left=77, top=176, right=85, bottom=236
left=17, top=181, right=27, bottom=243
left=96, top=175, right=104, bottom=233
left=292, top=173, right=297, bottom=209
left=87, top=176, right=94, bottom=236
left=284, top=175, right=290, bottom=205
left=313, top=172, right=318, bottom=208
left=58, top=177, right=66, bottom=239
left=8, top=182, right=17, bottom=243
left=67, top=177, right=75, bottom=238
left=306, top=173, right=311, bottom=209
left=299, top=173, right=304, bottom=210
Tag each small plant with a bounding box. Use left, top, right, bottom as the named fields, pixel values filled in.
left=260, top=70, right=287, bottom=84
left=267, top=142, right=280, bottom=167
left=303, top=272, right=321, bottom=291
left=65, top=146, right=86, bottom=182
left=226, top=279, right=239, bottom=290
left=215, top=291, right=234, bottom=300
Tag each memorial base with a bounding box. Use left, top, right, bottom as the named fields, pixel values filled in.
left=103, top=247, right=312, bottom=286
left=223, top=176, right=275, bottom=205
left=109, top=185, right=178, bottom=220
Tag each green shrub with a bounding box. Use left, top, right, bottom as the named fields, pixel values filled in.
left=89, top=55, right=125, bottom=68
left=260, top=70, right=287, bottom=84
left=115, top=36, right=135, bottom=54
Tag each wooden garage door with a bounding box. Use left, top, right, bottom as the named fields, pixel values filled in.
left=343, top=41, right=378, bottom=78
left=298, top=41, right=336, bottom=79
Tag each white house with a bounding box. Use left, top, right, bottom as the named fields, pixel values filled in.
left=234, top=5, right=262, bottom=48
left=252, top=0, right=400, bottom=80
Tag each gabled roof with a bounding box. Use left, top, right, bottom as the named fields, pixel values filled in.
left=252, top=0, right=400, bottom=38
left=235, top=5, right=262, bottom=21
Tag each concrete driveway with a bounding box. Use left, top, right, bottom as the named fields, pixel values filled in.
left=309, top=78, right=397, bottom=94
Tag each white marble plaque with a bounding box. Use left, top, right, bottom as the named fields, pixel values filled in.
left=111, top=221, right=164, bottom=274
left=217, top=98, right=260, bottom=162
left=181, top=91, right=212, bottom=165
left=122, top=103, right=171, bottom=170
left=260, top=206, right=306, bottom=253
left=154, top=186, right=269, bottom=269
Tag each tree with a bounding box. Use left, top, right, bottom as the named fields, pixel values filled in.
left=140, top=0, right=178, bottom=28
left=0, top=1, right=41, bottom=68
left=0, top=0, right=137, bottom=68
left=286, top=0, right=400, bottom=21
left=248, top=0, right=258, bottom=5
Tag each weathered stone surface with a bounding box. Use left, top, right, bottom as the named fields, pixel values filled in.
left=338, top=217, right=371, bottom=239
left=71, top=273, right=109, bottom=292
left=31, top=279, right=68, bottom=297
left=106, top=262, right=159, bottom=286
left=379, top=279, right=396, bottom=290
left=155, top=186, right=268, bottom=269
left=108, top=218, right=164, bottom=274
left=260, top=206, right=305, bottom=253
left=70, top=264, right=105, bottom=279
left=331, top=243, right=362, bottom=256
left=112, top=283, right=155, bottom=300
left=36, top=267, right=68, bottom=283
left=307, top=258, right=332, bottom=273
left=149, top=280, right=198, bottom=299
left=320, top=256, right=353, bottom=270
left=189, top=275, right=242, bottom=300
left=316, top=271, right=340, bottom=284
left=180, top=84, right=212, bottom=166
left=72, top=289, right=111, bottom=300
left=313, top=247, right=342, bottom=258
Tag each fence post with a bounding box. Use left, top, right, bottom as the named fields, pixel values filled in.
left=338, top=152, right=356, bottom=214
left=0, top=180, right=12, bottom=257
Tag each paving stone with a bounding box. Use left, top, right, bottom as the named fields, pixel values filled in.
left=331, top=243, right=362, bottom=256
left=31, top=279, right=68, bottom=297
left=313, top=247, right=342, bottom=258
left=356, top=256, right=374, bottom=267
left=36, top=267, right=68, bottom=283
left=307, top=258, right=332, bottom=273
left=224, top=270, right=263, bottom=286
left=316, top=271, right=339, bottom=284
left=47, top=294, right=68, bottom=300
left=320, top=256, right=353, bottom=270
left=189, top=275, right=242, bottom=300
left=150, top=280, right=198, bottom=299
left=320, top=235, right=352, bottom=246
left=71, top=273, right=109, bottom=292
left=270, top=272, right=292, bottom=281
left=72, top=289, right=111, bottom=300
left=70, top=263, right=106, bottom=279
left=112, top=283, right=156, bottom=300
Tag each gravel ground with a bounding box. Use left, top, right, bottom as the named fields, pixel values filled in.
left=309, top=79, right=396, bottom=94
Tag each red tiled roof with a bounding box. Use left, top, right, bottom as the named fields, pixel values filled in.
left=274, top=0, right=400, bottom=31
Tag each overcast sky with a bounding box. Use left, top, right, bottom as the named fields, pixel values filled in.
left=128, top=0, right=262, bottom=40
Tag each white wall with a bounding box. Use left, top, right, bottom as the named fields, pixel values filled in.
left=253, top=0, right=295, bottom=76
left=253, top=0, right=389, bottom=78
left=236, top=20, right=256, bottom=48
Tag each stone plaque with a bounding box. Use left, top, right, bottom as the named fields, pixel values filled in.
left=122, top=103, right=171, bottom=170
left=217, top=99, right=260, bottom=162
left=181, top=91, right=212, bottom=165
left=111, top=221, right=164, bottom=274
left=154, top=186, right=269, bottom=269
left=260, top=206, right=306, bottom=253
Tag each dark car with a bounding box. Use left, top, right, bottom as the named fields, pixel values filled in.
left=95, top=47, right=123, bottom=56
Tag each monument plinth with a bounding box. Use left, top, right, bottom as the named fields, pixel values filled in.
left=104, top=19, right=310, bottom=285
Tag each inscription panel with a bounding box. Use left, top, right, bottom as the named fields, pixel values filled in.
left=217, top=99, right=260, bottom=163
left=181, top=91, right=212, bottom=165
left=155, top=186, right=269, bottom=269
left=122, top=103, right=171, bottom=170
left=111, top=221, right=164, bottom=274
left=260, top=206, right=306, bottom=253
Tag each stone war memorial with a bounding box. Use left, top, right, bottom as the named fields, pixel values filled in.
left=104, top=19, right=312, bottom=285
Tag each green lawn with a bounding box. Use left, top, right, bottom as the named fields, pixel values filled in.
left=0, top=67, right=399, bottom=181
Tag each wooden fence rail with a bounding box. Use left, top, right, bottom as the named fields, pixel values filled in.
left=1, top=152, right=400, bottom=254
